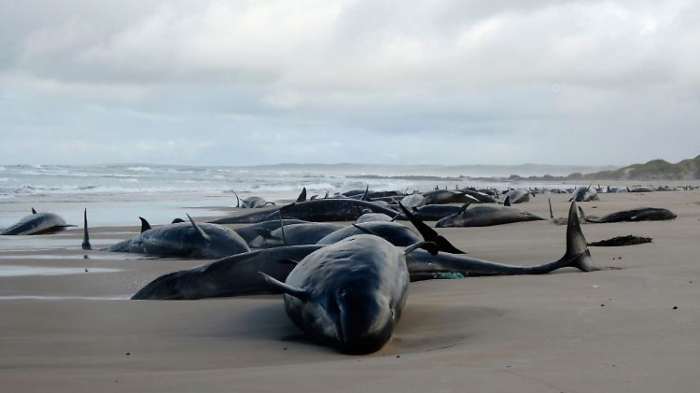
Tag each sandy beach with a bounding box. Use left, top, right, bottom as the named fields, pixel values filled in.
left=1, top=190, right=699, bottom=393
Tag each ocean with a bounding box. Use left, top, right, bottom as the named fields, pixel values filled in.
left=0, top=164, right=583, bottom=228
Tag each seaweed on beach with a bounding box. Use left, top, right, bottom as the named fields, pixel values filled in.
left=588, top=235, right=652, bottom=247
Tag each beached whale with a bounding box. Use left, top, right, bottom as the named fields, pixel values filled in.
left=356, top=213, right=394, bottom=223
left=277, top=199, right=399, bottom=222
left=231, top=191, right=276, bottom=209
left=82, top=210, right=250, bottom=259
left=399, top=193, right=426, bottom=208
left=132, top=203, right=596, bottom=301
left=570, top=186, right=599, bottom=202
left=436, top=204, right=546, bottom=228
left=317, top=222, right=421, bottom=247
left=578, top=206, right=677, bottom=223
left=131, top=245, right=323, bottom=300
left=1, top=208, right=74, bottom=235
left=504, top=189, right=533, bottom=204
left=460, top=188, right=498, bottom=203
left=408, top=202, right=598, bottom=279
left=233, top=219, right=308, bottom=244
left=261, top=235, right=412, bottom=354
left=422, top=190, right=480, bottom=205
left=250, top=223, right=342, bottom=248
left=208, top=207, right=281, bottom=224
left=395, top=204, right=467, bottom=221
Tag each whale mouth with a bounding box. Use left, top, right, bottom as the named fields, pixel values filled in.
left=334, top=289, right=394, bottom=354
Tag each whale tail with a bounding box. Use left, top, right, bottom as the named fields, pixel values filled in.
left=82, top=208, right=92, bottom=251
left=563, top=202, right=598, bottom=272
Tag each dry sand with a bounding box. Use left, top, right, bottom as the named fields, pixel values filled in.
left=1, top=191, right=699, bottom=393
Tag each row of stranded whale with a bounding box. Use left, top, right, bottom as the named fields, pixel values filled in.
left=1, top=184, right=685, bottom=354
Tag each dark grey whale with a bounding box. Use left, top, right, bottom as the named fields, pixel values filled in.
left=250, top=223, right=342, bottom=248
left=83, top=210, right=250, bottom=259
left=277, top=199, right=398, bottom=222
left=132, top=245, right=323, bottom=300
left=435, top=204, right=545, bottom=228
left=395, top=204, right=467, bottom=221
left=208, top=207, right=281, bottom=224
left=233, top=219, right=308, bottom=244
left=317, top=222, right=421, bottom=247
left=1, top=208, right=74, bottom=236
left=578, top=206, right=677, bottom=223
left=408, top=202, right=598, bottom=279
left=261, top=235, right=412, bottom=354
left=422, top=190, right=480, bottom=205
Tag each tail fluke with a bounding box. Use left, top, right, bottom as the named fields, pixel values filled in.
left=82, top=208, right=92, bottom=251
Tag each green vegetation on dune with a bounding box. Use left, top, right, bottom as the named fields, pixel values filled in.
left=580, top=155, right=700, bottom=180
left=510, top=155, right=700, bottom=181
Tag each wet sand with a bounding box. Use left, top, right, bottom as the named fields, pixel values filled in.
left=1, top=190, right=699, bottom=393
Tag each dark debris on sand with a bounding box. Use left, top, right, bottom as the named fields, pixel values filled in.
left=588, top=235, right=653, bottom=247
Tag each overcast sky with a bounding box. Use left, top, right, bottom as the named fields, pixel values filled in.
left=1, top=0, right=698, bottom=166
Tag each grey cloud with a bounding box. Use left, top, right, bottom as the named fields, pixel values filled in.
left=0, top=0, right=698, bottom=167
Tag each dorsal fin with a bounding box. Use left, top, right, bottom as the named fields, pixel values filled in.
left=310, top=195, right=318, bottom=200
left=296, top=187, right=307, bottom=203
left=31, top=207, right=37, bottom=214
left=277, top=211, right=289, bottom=246
left=457, top=202, right=472, bottom=215
left=404, top=241, right=439, bottom=256
left=172, top=218, right=185, bottom=224
left=398, top=202, right=466, bottom=254
left=186, top=214, right=210, bottom=242
left=139, top=217, right=152, bottom=233
left=504, top=196, right=511, bottom=207
left=233, top=191, right=240, bottom=208
left=259, top=272, right=309, bottom=301
left=81, top=208, right=91, bottom=251
left=324, top=191, right=329, bottom=199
